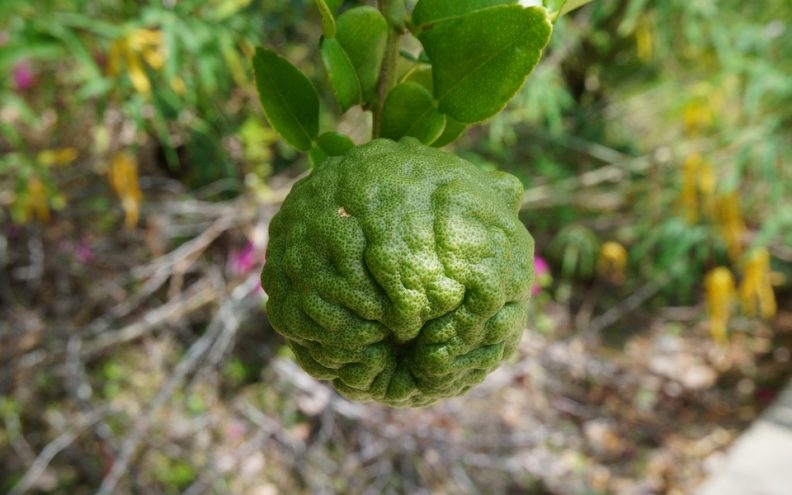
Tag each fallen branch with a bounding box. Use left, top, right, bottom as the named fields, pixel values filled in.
left=95, top=272, right=261, bottom=495
left=9, top=277, right=218, bottom=375
left=9, top=407, right=114, bottom=495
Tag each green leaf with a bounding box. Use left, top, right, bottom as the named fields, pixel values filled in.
left=317, top=131, right=354, bottom=156
left=315, top=0, right=336, bottom=37
left=381, top=82, right=446, bottom=144
left=252, top=48, right=319, bottom=151
left=404, top=67, right=434, bottom=93
left=431, top=116, right=467, bottom=147
left=384, top=0, right=407, bottom=30
left=336, top=6, right=388, bottom=102
left=419, top=5, right=552, bottom=123
left=309, top=131, right=354, bottom=166
left=412, top=0, right=518, bottom=28
left=399, top=49, right=420, bottom=62
left=321, top=37, right=362, bottom=111
left=326, top=0, right=344, bottom=11
left=550, top=0, right=594, bottom=18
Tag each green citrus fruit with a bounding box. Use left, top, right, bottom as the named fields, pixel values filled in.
left=262, top=138, right=534, bottom=407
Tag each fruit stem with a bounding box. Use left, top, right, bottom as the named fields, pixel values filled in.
left=372, top=0, right=403, bottom=139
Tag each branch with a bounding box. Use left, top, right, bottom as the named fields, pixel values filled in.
left=82, top=278, right=217, bottom=357
left=94, top=273, right=261, bottom=495
left=8, top=277, right=217, bottom=375
left=371, top=0, right=403, bottom=138
left=9, top=407, right=114, bottom=495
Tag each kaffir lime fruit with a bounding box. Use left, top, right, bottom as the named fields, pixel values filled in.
left=262, top=138, right=534, bottom=407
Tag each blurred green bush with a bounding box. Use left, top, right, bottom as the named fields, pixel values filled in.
left=1, top=0, right=317, bottom=224
left=484, top=0, right=791, bottom=331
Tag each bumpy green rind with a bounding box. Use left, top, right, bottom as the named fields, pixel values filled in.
left=262, top=138, right=534, bottom=407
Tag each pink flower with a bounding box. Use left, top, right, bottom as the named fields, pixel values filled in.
left=532, top=255, right=550, bottom=296
left=13, top=61, right=35, bottom=91
left=226, top=420, right=247, bottom=440
left=76, top=239, right=94, bottom=264
left=58, top=238, right=95, bottom=264
left=535, top=256, right=549, bottom=276
left=228, top=241, right=258, bottom=277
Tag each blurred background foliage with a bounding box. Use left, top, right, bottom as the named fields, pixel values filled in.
left=1, top=0, right=791, bottom=493
left=3, top=0, right=788, bottom=310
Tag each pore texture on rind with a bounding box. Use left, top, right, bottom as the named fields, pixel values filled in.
left=262, top=138, right=534, bottom=407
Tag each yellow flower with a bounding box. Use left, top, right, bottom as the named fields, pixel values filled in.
left=108, top=152, right=143, bottom=228
left=25, top=177, right=51, bottom=223
left=169, top=76, right=186, bottom=95
left=125, top=47, right=151, bottom=95
left=127, top=29, right=163, bottom=51
left=705, top=267, right=735, bottom=344
left=129, top=28, right=165, bottom=70
left=740, top=248, right=777, bottom=320
left=715, top=193, right=746, bottom=262
left=635, top=21, right=654, bottom=62
left=37, top=147, right=78, bottom=167
left=108, top=39, right=124, bottom=77
left=697, top=159, right=716, bottom=219
left=107, top=28, right=165, bottom=96
left=597, top=241, right=628, bottom=284
left=683, top=100, right=713, bottom=136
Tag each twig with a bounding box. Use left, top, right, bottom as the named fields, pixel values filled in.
left=84, top=278, right=218, bottom=357
left=450, top=464, right=477, bottom=493
left=132, top=212, right=237, bottom=280
left=237, top=397, right=309, bottom=454
left=769, top=240, right=792, bottom=262
left=271, top=358, right=369, bottom=420
left=2, top=402, right=36, bottom=465
left=190, top=266, right=261, bottom=388
left=179, top=425, right=272, bottom=495
left=9, top=407, right=113, bottom=495
left=94, top=273, right=261, bottom=495
left=521, top=153, right=653, bottom=208
left=204, top=277, right=262, bottom=372
left=9, top=277, right=217, bottom=375
left=65, top=336, right=118, bottom=458
left=582, top=271, right=675, bottom=342
left=519, top=134, right=716, bottom=209
left=11, top=236, right=44, bottom=286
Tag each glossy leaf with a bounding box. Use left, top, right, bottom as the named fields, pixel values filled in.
left=419, top=5, right=552, bottom=124
left=381, top=82, right=446, bottom=144
left=310, top=131, right=355, bottom=166
left=326, top=0, right=344, bottom=11
left=336, top=6, right=388, bottom=102
left=253, top=48, right=319, bottom=151
left=314, top=0, right=336, bottom=37
left=412, top=0, right=517, bottom=28
left=431, top=116, right=467, bottom=147
left=317, top=131, right=354, bottom=156
left=548, top=0, right=593, bottom=17
left=321, top=37, right=362, bottom=111
left=384, top=0, right=407, bottom=30
left=404, top=66, right=433, bottom=93
left=399, top=49, right=420, bottom=62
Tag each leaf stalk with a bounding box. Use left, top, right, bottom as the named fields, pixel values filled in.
left=372, top=0, right=404, bottom=138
